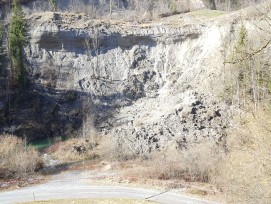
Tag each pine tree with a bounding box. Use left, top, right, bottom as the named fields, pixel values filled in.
left=49, top=0, right=58, bottom=12
left=209, top=0, right=216, bottom=10
left=0, top=22, right=5, bottom=76
left=8, top=0, right=28, bottom=89
left=0, top=23, right=3, bottom=41
left=0, top=22, right=6, bottom=70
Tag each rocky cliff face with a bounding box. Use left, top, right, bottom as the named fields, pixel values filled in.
left=1, top=10, right=238, bottom=152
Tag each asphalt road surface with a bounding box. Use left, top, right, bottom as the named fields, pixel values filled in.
left=0, top=171, right=217, bottom=204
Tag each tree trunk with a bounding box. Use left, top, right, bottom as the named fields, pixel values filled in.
left=210, top=0, right=216, bottom=10
left=109, top=0, right=113, bottom=16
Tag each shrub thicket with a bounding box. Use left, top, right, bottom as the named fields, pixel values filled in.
left=0, top=135, right=42, bottom=179
left=217, top=8, right=271, bottom=202
left=214, top=112, right=271, bottom=203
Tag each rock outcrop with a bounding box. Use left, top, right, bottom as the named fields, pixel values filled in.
left=1, top=10, right=240, bottom=152
left=38, top=12, right=232, bottom=150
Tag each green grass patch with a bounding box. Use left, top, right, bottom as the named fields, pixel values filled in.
left=187, top=9, right=226, bottom=19
left=19, top=198, right=155, bottom=204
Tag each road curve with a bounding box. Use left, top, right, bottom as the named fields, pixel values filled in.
left=0, top=171, right=217, bottom=204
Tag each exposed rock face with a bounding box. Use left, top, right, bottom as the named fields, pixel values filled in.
left=1, top=11, right=234, bottom=152
left=33, top=12, right=231, bottom=150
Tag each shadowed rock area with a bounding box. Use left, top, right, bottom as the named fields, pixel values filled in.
left=0, top=10, right=235, bottom=152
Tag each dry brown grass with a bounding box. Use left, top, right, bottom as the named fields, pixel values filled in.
left=74, top=128, right=225, bottom=184
left=46, top=138, right=100, bottom=162
left=186, top=188, right=208, bottom=196
left=46, top=115, right=102, bottom=162
left=52, top=133, right=225, bottom=185
left=138, top=142, right=224, bottom=182
left=103, top=141, right=225, bottom=184
left=214, top=110, right=271, bottom=204
left=99, top=136, right=136, bottom=161
left=0, top=135, right=42, bottom=179
left=20, top=198, right=154, bottom=204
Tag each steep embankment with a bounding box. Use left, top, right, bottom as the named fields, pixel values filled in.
left=26, top=10, right=233, bottom=152
left=1, top=7, right=260, bottom=153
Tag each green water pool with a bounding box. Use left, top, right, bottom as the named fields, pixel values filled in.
left=29, top=138, right=52, bottom=150
left=29, top=136, right=66, bottom=151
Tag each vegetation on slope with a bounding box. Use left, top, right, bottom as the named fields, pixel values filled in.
left=0, top=0, right=265, bottom=21
left=8, top=0, right=28, bottom=89
left=214, top=7, right=271, bottom=202
left=0, top=135, right=42, bottom=179
left=0, top=21, right=6, bottom=77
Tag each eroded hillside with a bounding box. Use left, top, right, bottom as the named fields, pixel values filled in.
left=0, top=0, right=270, bottom=154
left=1, top=9, right=245, bottom=152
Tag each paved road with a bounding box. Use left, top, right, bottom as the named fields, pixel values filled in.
left=0, top=171, right=217, bottom=204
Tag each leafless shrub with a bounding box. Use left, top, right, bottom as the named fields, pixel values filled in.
left=0, top=134, right=42, bottom=179
left=46, top=114, right=101, bottom=162
left=120, top=0, right=192, bottom=22
left=207, top=0, right=264, bottom=11
left=47, top=138, right=100, bottom=162
left=100, top=135, right=137, bottom=161
left=54, top=0, right=197, bottom=22
left=214, top=111, right=271, bottom=204
left=93, top=132, right=224, bottom=183
left=216, top=5, right=271, bottom=202
left=81, top=115, right=99, bottom=144
left=140, top=142, right=225, bottom=182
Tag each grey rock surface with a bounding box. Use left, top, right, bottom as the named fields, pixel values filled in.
left=2, top=11, right=232, bottom=152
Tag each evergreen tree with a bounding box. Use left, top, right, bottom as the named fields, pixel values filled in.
left=0, top=23, right=3, bottom=42
left=0, top=21, right=9, bottom=79
left=209, top=0, right=216, bottom=10
left=8, top=0, right=28, bottom=89
left=49, top=0, right=58, bottom=12
left=0, top=22, right=5, bottom=76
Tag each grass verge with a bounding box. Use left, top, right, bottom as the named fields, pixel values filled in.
left=19, top=198, right=154, bottom=204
